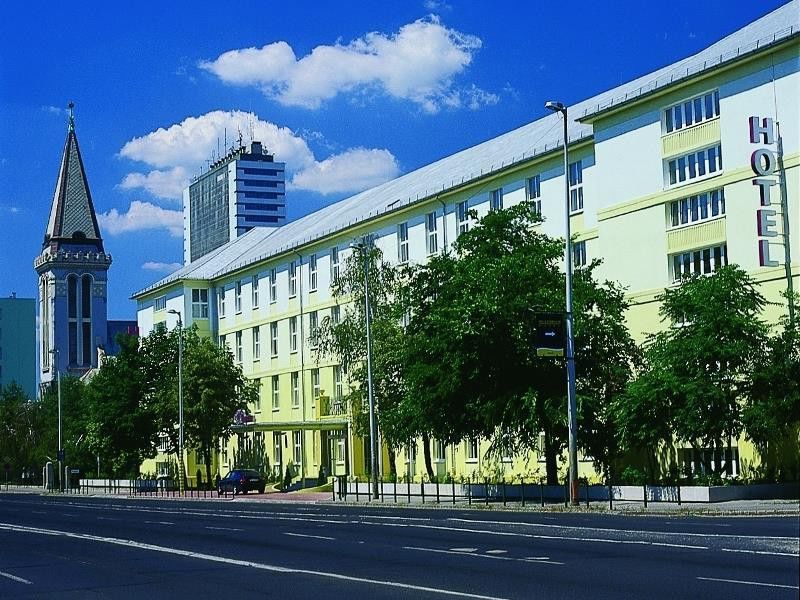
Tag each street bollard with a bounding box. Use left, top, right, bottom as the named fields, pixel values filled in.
left=608, top=481, right=613, bottom=510
left=407, top=478, right=411, bottom=504
left=643, top=484, right=648, bottom=508
left=485, top=478, right=489, bottom=506
left=585, top=479, right=590, bottom=509
left=521, top=477, right=525, bottom=507
left=355, top=477, right=359, bottom=503
left=394, top=478, right=397, bottom=503
left=677, top=484, right=681, bottom=506
left=421, top=479, right=425, bottom=504
left=502, top=478, right=506, bottom=506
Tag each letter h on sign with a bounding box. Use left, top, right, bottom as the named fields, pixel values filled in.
left=749, top=116, right=780, bottom=268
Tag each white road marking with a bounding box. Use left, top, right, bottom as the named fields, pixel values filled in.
left=0, top=523, right=505, bottom=600
left=485, top=550, right=507, bottom=554
left=285, top=532, right=335, bottom=541
left=205, top=526, right=242, bottom=532
left=406, top=546, right=563, bottom=566
left=0, top=571, right=32, bottom=584
left=450, top=547, right=477, bottom=553
left=721, top=547, right=799, bottom=557
left=97, top=516, right=119, bottom=521
left=697, top=576, right=798, bottom=589
left=61, top=513, right=77, bottom=517
left=144, top=520, right=174, bottom=525
left=447, top=518, right=797, bottom=542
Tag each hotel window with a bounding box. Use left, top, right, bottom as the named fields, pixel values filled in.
left=669, top=189, right=725, bottom=227
left=334, top=365, right=343, bottom=400
left=569, top=160, right=583, bottom=213
left=434, top=440, right=446, bottom=462
left=288, top=261, right=297, bottom=297
left=309, top=254, right=318, bottom=292
left=235, top=281, right=242, bottom=313
left=309, top=311, right=318, bottom=348
left=289, top=316, right=298, bottom=353
left=270, top=322, right=279, bottom=357
left=269, top=268, right=277, bottom=303
left=235, top=331, right=243, bottom=363
left=490, top=188, right=503, bottom=211
left=527, top=175, right=542, bottom=215
left=251, top=275, right=259, bottom=309
left=667, top=145, right=722, bottom=186
left=397, top=222, right=409, bottom=263
left=271, top=375, right=280, bottom=410
left=457, top=201, right=470, bottom=236
left=426, top=211, right=438, bottom=255
left=252, top=326, right=261, bottom=361
left=219, top=334, right=227, bottom=352
left=191, top=289, right=208, bottom=319
left=467, top=438, right=479, bottom=461
left=572, top=241, right=587, bottom=268
left=671, top=244, right=728, bottom=282
left=664, top=90, right=720, bottom=133
left=253, top=378, right=261, bottom=412
left=311, top=368, right=321, bottom=400
left=154, top=296, right=166, bottom=312
left=331, top=304, right=341, bottom=325
left=330, top=247, right=340, bottom=283
left=218, top=288, right=226, bottom=318
left=291, top=371, right=300, bottom=408
left=293, top=431, right=302, bottom=465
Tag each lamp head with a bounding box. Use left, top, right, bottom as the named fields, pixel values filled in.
left=545, top=101, right=566, bottom=113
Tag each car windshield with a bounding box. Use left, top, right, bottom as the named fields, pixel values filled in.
left=244, top=470, right=261, bottom=478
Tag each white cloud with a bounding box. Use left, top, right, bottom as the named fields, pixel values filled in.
left=423, top=0, right=452, bottom=11
left=142, top=261, right=182, bottom=273
left=119, top=110, right=315, bottom=171
left=290, top=148, right=400, bottom=195
left=119, top=110, right=399, bottom=198
left=200, top=17, right=494, bottom=113
left=98, top=201, right=183, bottom=237
left=119, top=167, right=188, bottom=201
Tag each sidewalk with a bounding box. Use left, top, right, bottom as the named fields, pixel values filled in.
left=2, top=485, right=797, bottom=515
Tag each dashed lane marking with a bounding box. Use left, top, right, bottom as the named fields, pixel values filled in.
left=285, top=532, right=335, bottom=541
left=406, top=546, right=563, bottom=566
left=205, top=526, right=242, bottom=532
left=697, top=576, right=798, bottom=589
left=0, top=571, right=32, bottom=585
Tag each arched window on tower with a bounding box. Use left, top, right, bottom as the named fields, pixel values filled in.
left=41, top=275, right=50, bottom=369
left=81, top=274, right=93, bottom=366
left=67, top=275, right=78, bottom=365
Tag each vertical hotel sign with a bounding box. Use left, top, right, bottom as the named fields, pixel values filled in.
left=749, top=116, right=782, bottom=266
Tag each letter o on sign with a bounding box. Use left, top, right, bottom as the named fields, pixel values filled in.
left=751, top=148, right=777, bottom=176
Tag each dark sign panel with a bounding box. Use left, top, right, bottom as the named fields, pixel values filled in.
left=535, top=312, right=564, bottom=357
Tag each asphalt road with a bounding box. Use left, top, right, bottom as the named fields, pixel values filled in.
left=0, top=493, right=797, bottom=599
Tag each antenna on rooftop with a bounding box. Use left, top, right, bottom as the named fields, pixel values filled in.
left=224, top=128, right=227, bottom=154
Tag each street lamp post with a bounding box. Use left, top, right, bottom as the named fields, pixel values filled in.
left=49, top=348, right=63, bottom=492
left=545, top=100, right=579, bottom=506
left=167, top=309, right=185, bottom=494
left=351, top=238, right=380, bottom=500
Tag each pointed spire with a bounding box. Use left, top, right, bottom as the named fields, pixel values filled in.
left=42, top=104, right=104, bottom=252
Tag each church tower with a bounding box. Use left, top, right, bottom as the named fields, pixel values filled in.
left=34, top=104, right=112, bottom=386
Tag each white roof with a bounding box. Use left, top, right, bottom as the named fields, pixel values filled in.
left=134, top=0, right=799, bottom=298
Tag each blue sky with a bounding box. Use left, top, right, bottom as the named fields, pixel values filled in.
left=0, top=0, right=787, bottom=319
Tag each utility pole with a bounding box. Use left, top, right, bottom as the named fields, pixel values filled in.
left=167, top=309, right=185, bottom=494
left=50, top=349, right=63, bottom=492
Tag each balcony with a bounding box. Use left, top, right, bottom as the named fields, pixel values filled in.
left=316, top=394, right=347, bottom=419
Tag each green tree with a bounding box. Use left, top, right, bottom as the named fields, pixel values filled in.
left=743, top=293, right=800, bottom=480
left=0, top=383, right=37, bottom=480
left=313, top=239, right=412, bottom=479
left=180, top=327, right=258, bottom=488
left=36, top=375, right=93, bottom=475
left=572, top=264, right=640, bottom=481
left=399, top=220, right=566, bottom=483
left=626, top=265, right=770, bottom=478
left=83, top=333, right=159, bottom=477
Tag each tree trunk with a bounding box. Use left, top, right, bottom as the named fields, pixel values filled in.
left=203, top=443, right=213, bottom=491
left=421, top=433, right=435, bottom=481
left=388, top=448, right=397, bottom=481
left=544, top=430, right=558, bottom=485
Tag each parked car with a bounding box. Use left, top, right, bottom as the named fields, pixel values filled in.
left=218, top=469, right=266, bottom=495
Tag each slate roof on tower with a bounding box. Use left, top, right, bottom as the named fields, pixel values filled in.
left=43, top=105, right=104, bottom=253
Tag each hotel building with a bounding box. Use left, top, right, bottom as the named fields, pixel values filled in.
left=135, top=3, right=799, bottom=484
